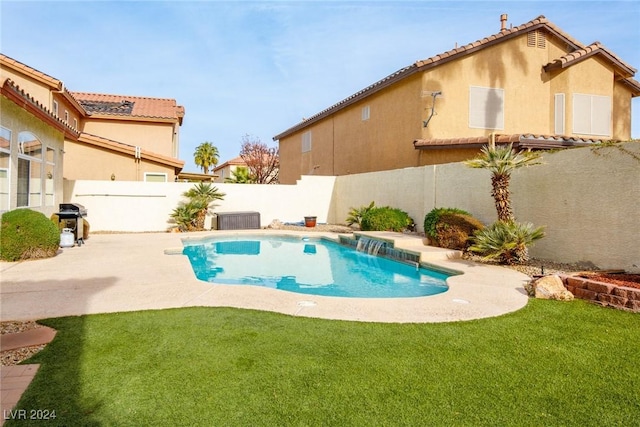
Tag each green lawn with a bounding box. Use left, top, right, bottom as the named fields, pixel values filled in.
left=11, top=299, right=640, bottom=426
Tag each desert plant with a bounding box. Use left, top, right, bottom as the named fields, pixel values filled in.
left=181, top=183, right=226, bottom=230
left=224, top=167, right=254, bottom=184
left=423, top=207, right=471, bottom=240
left=433, top=212, right=484, bottom=250
left=346, top=201, right=375, bottom=227
left=464, top=144, right=541, bottom=223
left=1, top=209, right=60, bottom=261
left=169, top=201, right=203, bottom=232
left=360, top=206, right=412, bottom=232
left=469, top=221, right=545, bottom=265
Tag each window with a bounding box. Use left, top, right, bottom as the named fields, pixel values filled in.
left=64, top=110, right=69, bottom=123
left=17, top=132, right=43, bottom=207
left=144, top=172, right=167, bottom=182
left=73, top=118, right=78, bottom=130
left=302, top=131, right=312, bottom=153
left=554, top=93, right=565, bottom=135
left=0, top=127, right=11, bottom=211
left=45, top=148, right=55, bottom=206
left=52, top=101, right=59, bottom=117
left=469, top=86, right=504, bottom=130
left=361, top=105, right=370, bottom=121
left=573, top=94, right=611, bottom=136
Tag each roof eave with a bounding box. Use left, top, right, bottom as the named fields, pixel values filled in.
left=1, top=79, right=80, bottom=140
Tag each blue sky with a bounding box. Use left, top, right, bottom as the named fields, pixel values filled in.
left=2, top=0, right=639, bottom=173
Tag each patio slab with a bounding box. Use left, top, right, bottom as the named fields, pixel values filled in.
left=0, top=230, right=530, bottom=323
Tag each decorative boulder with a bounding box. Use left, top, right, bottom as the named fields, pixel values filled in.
left=527, top=275, right=574, bottom=301
left=268, top=219, right=283, bottom=229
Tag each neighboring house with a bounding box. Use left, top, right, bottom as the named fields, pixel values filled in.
left=213, top=156, right=248, bottom=183
left=273, top=15, right=640, bottom=184
left=66, top=92, right=185, bottom=182
left=0, top=53, right=186, bottom=214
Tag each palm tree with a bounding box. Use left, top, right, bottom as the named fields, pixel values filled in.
left=194, top=142, right=220, bottom=174
left=464, top=144, right=541, bottom=222
left=182, top=183, right=226, bottom=230
left=224, top=167, right=254, bottom=184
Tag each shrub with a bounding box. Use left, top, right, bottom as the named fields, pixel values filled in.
left=169, top=183, right=225, bottom=231
left=360, top=206, right=412, bottom=232
left=345, top=201, right=375, bottom=227
left=1, top=209, right=60, bottom=261
left=434, top=213, right=485, bottom=250
left=424, top=207, right=471, bottom=240
left=469, top=221, right=545, bottom=265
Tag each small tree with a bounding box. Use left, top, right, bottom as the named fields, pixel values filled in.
left=464, top=144, right=541, bottom=222
left=194, top=141, right=220, bottom=174
left=239, top=135, right=279, bottom=184
left=464, top=144, right=545, bottom=264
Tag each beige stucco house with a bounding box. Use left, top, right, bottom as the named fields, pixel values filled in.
left=0, top=53, right=185, bottom=214
left=273, top=15, right=640, bottom=184
left=213, top=156, right=248, bottom=183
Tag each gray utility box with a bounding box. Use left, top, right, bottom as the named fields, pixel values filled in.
left=214, top=211, right=261, bottom=230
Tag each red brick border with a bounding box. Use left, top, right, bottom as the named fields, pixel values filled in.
left=559, top=274, right=640, bottom=312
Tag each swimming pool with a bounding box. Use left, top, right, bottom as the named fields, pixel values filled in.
left=182, top=235, right=449, bottom=298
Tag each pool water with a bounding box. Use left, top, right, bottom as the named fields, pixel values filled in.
left=182, top=235, right=449, bottom=298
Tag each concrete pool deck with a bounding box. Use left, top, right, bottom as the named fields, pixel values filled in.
left=0, top=230, right=530, bottom=324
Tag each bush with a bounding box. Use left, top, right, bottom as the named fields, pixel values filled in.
left=345, top=201, right=375, bottom=227
left=469, top=221, right=545, bottom=265
left=424, top=207, right=471, bottom=240
left=360, top=206, right=413, bottom=232
left=434, top=213, right=485, bottom=250
left=1, top=209, right=60, bottom=261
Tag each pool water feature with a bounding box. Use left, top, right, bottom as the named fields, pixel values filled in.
left=182, top=235, right=449, bottom=298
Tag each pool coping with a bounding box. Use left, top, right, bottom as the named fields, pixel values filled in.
left=0, top=230, right=530, bottom=324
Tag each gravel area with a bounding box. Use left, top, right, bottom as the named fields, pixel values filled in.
left=1, top=321, right=47, bottom=366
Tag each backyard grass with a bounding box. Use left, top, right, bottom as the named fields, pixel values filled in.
left=11, top=299, right=640, bottom=426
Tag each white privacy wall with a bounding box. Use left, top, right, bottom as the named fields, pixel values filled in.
left=64, top=175, right=336, bottom=232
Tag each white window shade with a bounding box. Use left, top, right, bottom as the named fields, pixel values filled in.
left=573, top=94, right=611, bottom=136
left=469, top=86, right=504, bottom=130
left=554, top=93, right=565, bottom=135
left=302, top=131, right=312, bottom=153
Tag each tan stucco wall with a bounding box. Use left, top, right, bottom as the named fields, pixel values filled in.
left=331, top=142, right=640, bottom=272
left=63, top=140, right=176, bottom=182
left=0, top=68, right=53, bottom=107
left=53, top=93, right=82, bottom=129
left=1, top=96, right=65, bottom=216
left=81, top=119, right=177, bottom=157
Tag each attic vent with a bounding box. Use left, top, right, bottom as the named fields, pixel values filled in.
left=527, top=30, right=546, bottom=49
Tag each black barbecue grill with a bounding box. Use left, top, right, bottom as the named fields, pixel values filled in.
left=57, top=203, right=88, bottom=246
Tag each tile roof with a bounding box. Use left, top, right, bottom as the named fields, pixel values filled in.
left=543, top=42, right=637, bottom=78
left=413, top=134, right=607, bottom=150
left=213, top=156, right=247, bottom=171
left=1, top=78, right=80, bottom=140
left=70, top=92, right=185, bottom=124
left=273, top=15, right=638, bottom=141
